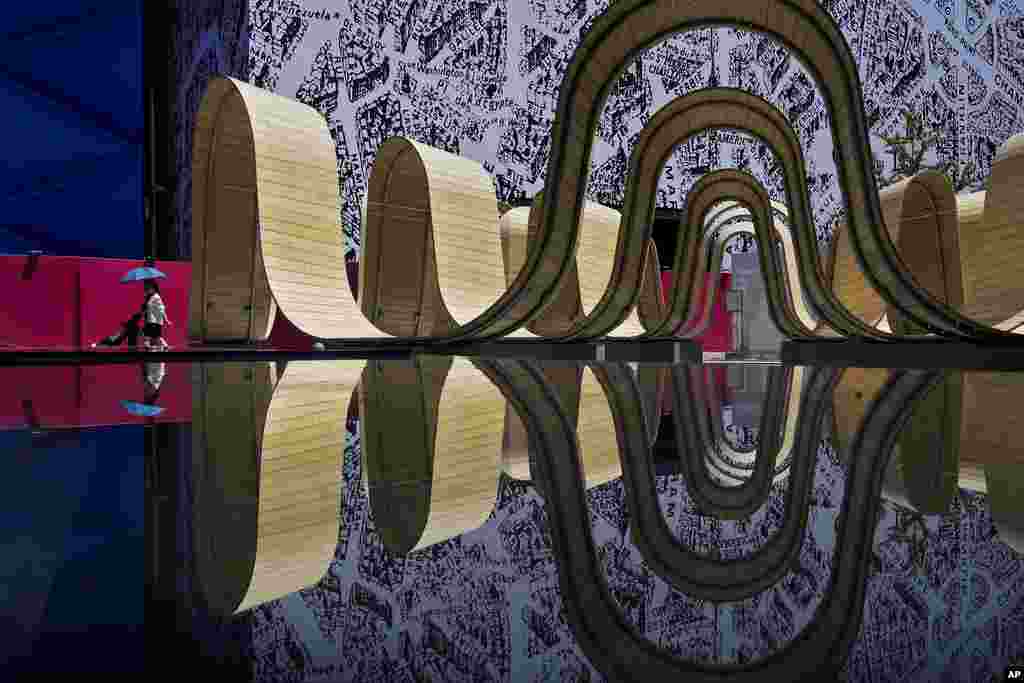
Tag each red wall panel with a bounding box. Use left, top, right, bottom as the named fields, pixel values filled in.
left=0, top=257, right=78, bottom=348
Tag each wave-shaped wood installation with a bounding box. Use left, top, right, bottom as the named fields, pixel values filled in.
left=193, top=46, right=1023, bottom=345
left=683, top=201, right=822, bottom=338
left=498, top=199, right=663, bottom=338
left=538, top=0, right=1023, bottom=345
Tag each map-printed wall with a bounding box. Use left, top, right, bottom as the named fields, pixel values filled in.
left=173, top=0, right=1024, bottom=263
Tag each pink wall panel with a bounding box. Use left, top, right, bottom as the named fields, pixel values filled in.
left=0, top=257, right=78, bottom=348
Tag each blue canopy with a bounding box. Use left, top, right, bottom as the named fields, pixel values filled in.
left=120, top=400, right=164, bottom=417
left=120, top=266, right=166, bottom=283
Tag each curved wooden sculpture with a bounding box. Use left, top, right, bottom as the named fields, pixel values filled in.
left=534, top=0, right=1023, bottom=342
left=830, top=135, right=1024, bottom=338
left=192, top=77, right=587, bottom=343
left=614, top=90, right=896, bottom=339
left=190, top=360, right=353, bottom=616
left=960, top=134, right=1024, bottom=332
left=831, top=170, right=961, bottom=336
left=190, top=78, right=279, bottom=342
left=191, top=77, right=390, bottom=342
left=695, top=200, right=822, bottom=336
left=360, top=356, right=504, bottom=554
left=664, top=168, right=821, bottom=340
left=498, top=200, right=664, bottom=338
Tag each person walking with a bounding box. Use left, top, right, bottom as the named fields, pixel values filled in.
left=141, top=279, right=171, bottom=350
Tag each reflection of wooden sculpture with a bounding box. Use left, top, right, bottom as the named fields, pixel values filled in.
left=897, top=372, right=1024, bottom=551
left=360, top=356, right=504, bottom=554
left=700, top=364, right=804, bottom=487
left=499, top=362, right=665, bottom=487
left=833, top=365, right=1024, bottom=551
left=191, top=360, right=353, bottom=615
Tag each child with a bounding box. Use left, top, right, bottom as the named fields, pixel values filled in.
left=141, top=279, right=171, bottom=350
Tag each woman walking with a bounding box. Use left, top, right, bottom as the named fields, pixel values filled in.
left=141, top=279, right=171, bottom=350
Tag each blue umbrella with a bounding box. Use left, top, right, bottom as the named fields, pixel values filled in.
left=121, top=400, right=164, bottom=417
left=120, top=266, right=166, bottom=283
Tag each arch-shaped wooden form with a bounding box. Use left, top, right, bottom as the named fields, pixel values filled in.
left=191, top=78, right=574, bottom=343
left=662, top=168, right=819, bottom=340
left=696, top=200, right=822, bottom=336
left=960, top=134, right=1024, bottom=332
left=616, top=90, right=896, bottom=339
left=831, top=170, right=962, bottom=336
left=533, top=364, right=936, bottom=680
left=190, top=77, right=279, bottom=342
left=498, top=200, right=664, bottom=338
left=360, top=356, right=504, bottom=554
left=190, top=360, right=353, bottom=616
left=362, top=138, right=514, bottom=337
left=534, top=0, right=1019, bottom=341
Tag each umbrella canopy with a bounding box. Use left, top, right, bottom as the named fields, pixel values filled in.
left=121, top=400, right=164, bottom=417
left=120, top=266, right=166, bottom=283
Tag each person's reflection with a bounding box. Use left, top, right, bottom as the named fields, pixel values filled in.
left=143, top=361, right=165, bottom=405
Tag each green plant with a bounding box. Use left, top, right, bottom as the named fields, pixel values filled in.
left=874, top=107, right=975, bottom=191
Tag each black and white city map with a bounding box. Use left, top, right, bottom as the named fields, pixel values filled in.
left=168, top=4, right=1024, bottom=678
left=173, top=0, right=1024, bottom=263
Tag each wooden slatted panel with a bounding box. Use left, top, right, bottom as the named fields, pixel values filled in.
left=204, top=92, right=259, bottom=341
left=191, top=363, right=276, bottom=617
left=189, top=79, right=223, bottom=340
left=577, top=368, right=622, bottom=488
left=888, top=171, right=962, bottom=334
left=501, top=199, right=650, bottom=338
left=636, top=240, right=667, bottom=331
left=367, top=139, right=507, bottom=332
left=236, top=360, right=357, bottom=612
left=189, top=80, right=278, bottom=343
left=498, top=205, right=558, bottom=337
left=962, top=135, right=1024, bottom=327
left=576, top=203, right=645, bottom=338
left=417, top=357, right=504, bottom=549
left=832, top=181, right=906, bottom=329
left=228, top=78, right=387, bottom=340
left=831, top=367, right=892, bottom=457
left=361, top=152, right=434, bottom=336
left=959, top=371, right=1024, bottom=550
